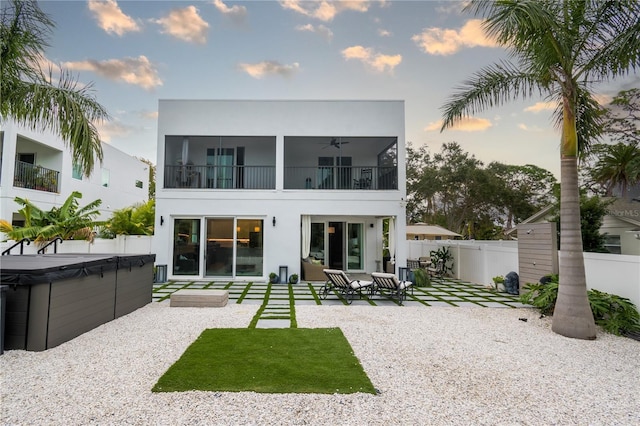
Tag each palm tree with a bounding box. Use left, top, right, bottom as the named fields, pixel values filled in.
left=0, top=0, right=109, bottom=177
left=591, top=142, right=640, bottom=197
left=441, top=0, right=640, bottom=340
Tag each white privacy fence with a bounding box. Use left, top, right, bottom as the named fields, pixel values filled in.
left=407, top=239, right=640, bottom=309
left=1, top=235, right=153, bottom=256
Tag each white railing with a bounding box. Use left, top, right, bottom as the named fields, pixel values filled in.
left=407, top=239, right=640, bottom=309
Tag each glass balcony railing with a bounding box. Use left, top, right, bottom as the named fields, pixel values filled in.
left=13, top=161, right=60, bottom=193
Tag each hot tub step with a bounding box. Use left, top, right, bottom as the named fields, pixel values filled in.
left=170, top=289, right=229, bottom=307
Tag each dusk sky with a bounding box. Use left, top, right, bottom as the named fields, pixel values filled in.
left=37, top=0, right=638, bottom=178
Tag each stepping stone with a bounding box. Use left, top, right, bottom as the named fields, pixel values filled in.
left=170, top=289, right=229, bottom=307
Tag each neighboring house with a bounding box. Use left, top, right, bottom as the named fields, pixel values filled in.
left=153, top=100, right=407, bottom=281
left=505, top=196, right=640, bottom=255
left=0, top=121, right=149, bottom=226
left=406, top=223, right=462, bottom=240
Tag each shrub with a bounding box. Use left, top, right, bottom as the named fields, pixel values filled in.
left=412, top=268, right=430, bottom=287
left=520, top=275, right=640, bottom=335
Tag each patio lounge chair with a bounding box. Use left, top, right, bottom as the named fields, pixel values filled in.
left=371, top=272, right=414, bottom=305
left=319, top=269, right=373, bottom=304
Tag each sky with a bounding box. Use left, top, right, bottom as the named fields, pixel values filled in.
left=35, top=0, right=639, bottom=178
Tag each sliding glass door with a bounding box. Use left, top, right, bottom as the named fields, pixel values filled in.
left=173, top=219, right=201, bottom=275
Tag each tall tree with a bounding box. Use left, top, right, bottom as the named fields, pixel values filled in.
left=440, top=0, right=640, bottom=339
left=1, top=0, right=109, bottom=177
left=601, top=88, right=640, bottom=146
left=590, top=142, right=640, bottom=197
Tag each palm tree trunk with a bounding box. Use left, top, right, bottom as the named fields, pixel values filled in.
left=552, top=158, right=596, bottom=339
left=552, top=108, right=597, bottom=339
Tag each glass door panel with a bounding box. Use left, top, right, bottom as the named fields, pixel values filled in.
left=310, top=223, right=326, bottom=263
left=236, top=219, right=263, bottom=276
left=205, top=218, right=234, bottom=276
left=173, top=219, right=200, bottom=275
left=318, top=157, right=334, bottom=189
left=217, top=148, right=234, bottom=188
left=347, top=223, right=363, bottom=270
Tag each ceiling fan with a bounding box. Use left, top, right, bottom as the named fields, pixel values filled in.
left=321, top=138, right=350, bottom=149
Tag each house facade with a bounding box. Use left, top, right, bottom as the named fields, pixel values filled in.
left=0, top=121, right=149, bottom=226
left=153, top=100, right=407, bottom=281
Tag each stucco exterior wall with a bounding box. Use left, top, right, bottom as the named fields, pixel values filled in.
left=154, top=100, right=407, bottom=281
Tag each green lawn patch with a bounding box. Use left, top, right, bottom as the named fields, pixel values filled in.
left=152, top=328, right=375, bottom=394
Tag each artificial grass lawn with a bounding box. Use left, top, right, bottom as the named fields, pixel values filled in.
left=152, top=328, right=376, bottom=394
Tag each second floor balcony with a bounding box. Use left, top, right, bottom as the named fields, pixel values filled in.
left=13, top=161, right=60, bottom=193
left=162, top=135, right=398, bottom=191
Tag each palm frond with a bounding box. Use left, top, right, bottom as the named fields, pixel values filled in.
left=440, top=61, right=543, bottom=131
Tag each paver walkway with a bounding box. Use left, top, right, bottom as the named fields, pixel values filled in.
left=154, top=278, right=528, bottom=328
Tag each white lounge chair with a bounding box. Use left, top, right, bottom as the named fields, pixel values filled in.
left=371, top=272, right=413, bottom=305
left=319, top=269, right=373, bottom=304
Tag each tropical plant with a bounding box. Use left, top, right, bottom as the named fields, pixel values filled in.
left=0, top=0, right=109, bottom=177
left=103, top=199, right=155, bottom=237
left=520, top=276, right=640, bottom=336
left=440, top=0, right=640, bottom=339
left=0, top=191, right=103, bottom=243
left=429, top=246, right=454, bottom=276
left=288, top=274, right=299, bottom=284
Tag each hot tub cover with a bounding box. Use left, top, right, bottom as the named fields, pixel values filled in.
left=0, top=254, right=155, bottom=285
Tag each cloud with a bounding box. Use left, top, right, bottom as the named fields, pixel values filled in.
left=279, top=0, right=374, bottom=22
left=341, top=45, right=401, bottom=73
left=212, top=0, right=247, bottom=24
left=87, top=0, right=140, bottom=36
left=524, top=101, right=556, bottom=113
left=140, top=110, right=159, bottom=120
left=64, top=56, right=162, bottom=90
left=295, top=23, right=333, bottom=41
left=412, top=19, right=497, bottom=56
left=153, top=6, right=209, bottom=44
left=594, top=94, right=613, bottom=106
left=378, top=28, right=392, bottom=37
left=96, top=119, right=135, bottom=143
left=238, top=61, right=300, bottom=79
left=425, top=117, right=493, bottom=132
left=518, top=123, right=546, bottom=132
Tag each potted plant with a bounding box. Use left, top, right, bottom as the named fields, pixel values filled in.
left=269, top=272, right=279, bottom=284
left=288, top=273, right=299, bottom=284
left=492, top=275, right=504, bottom=291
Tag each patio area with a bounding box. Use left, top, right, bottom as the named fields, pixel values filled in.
left=154, top=277, right=528, bottom=328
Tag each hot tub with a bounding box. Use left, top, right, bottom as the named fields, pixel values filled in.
left=1, top=253, right=155, bottom=352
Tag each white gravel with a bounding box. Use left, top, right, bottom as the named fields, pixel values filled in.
left=1, top=302, right=639, bottom=425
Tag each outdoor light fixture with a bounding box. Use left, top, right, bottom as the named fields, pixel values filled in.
left=160, top=216, right=164, bottom=226
left=279, top=266, right=288, bottom=284
left=272, top=216, right=276, bottom=226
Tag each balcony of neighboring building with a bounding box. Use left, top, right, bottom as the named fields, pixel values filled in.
left=9, top=135, right=63, bottom=194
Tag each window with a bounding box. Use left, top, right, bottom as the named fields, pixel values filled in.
left=101, top=168, right=110, bottom=187
left=173, top=219, right=201, bottom=275
left=604, top=235, right=621, bottom=254
left=135, top=180, right=143, bottom=188
left=72, top=162, right=82, bottom=180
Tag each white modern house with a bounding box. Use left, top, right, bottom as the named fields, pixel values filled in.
left=153, top=100, right=407, bottom=282
left=1, top=120, right=149, bottom=226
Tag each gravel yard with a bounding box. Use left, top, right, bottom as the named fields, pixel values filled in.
left=1, top=302, right=638, bottom=425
